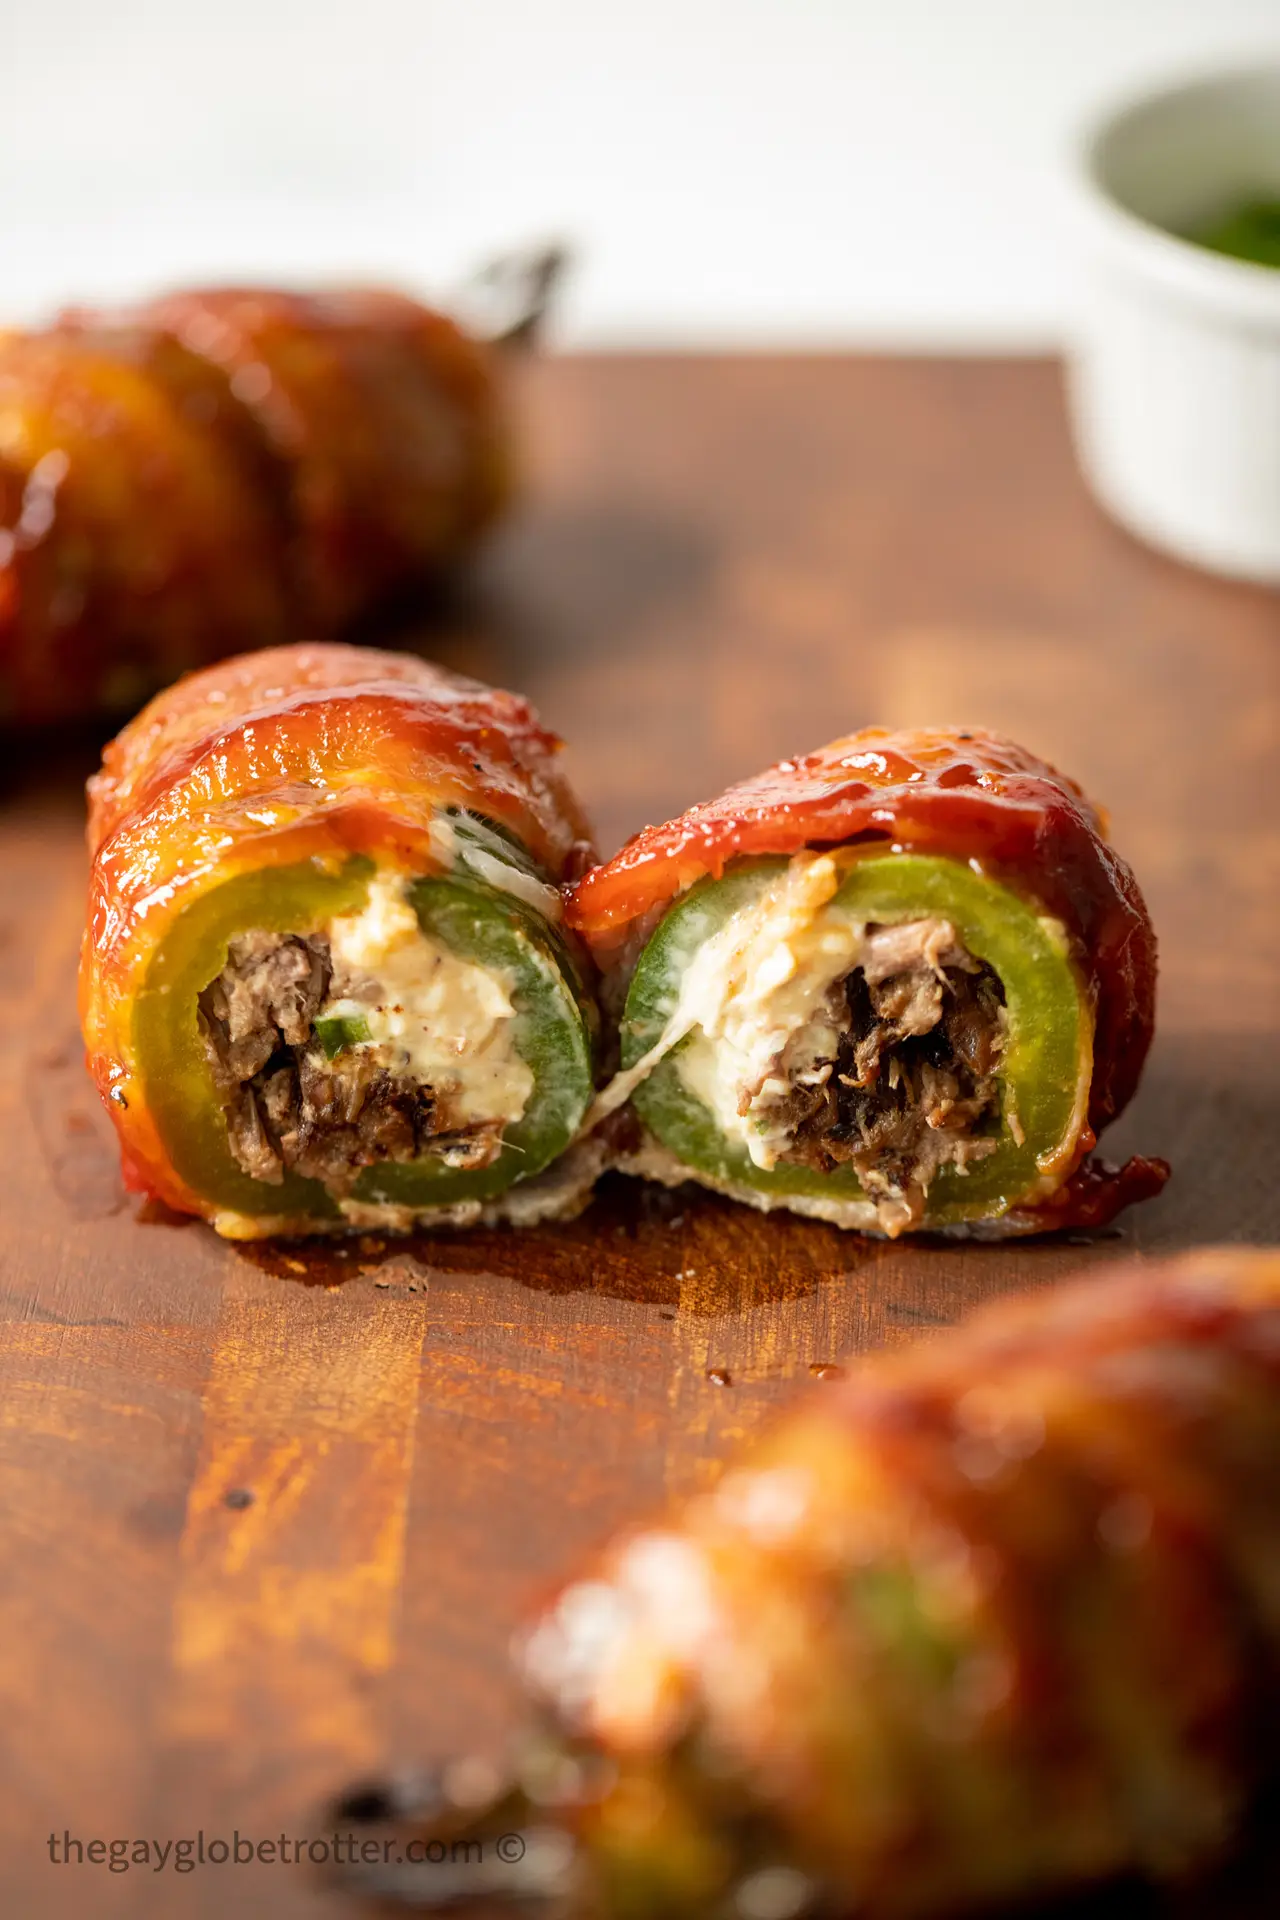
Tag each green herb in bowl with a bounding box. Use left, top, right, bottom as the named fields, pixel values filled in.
left=1194, top=197, right=1280, bottom=269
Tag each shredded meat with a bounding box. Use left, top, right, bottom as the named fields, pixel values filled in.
left=199, top=931, right=330, bottom=1080
left=198, top=931, right=501, bottom=1191
left=770, top=925, right=1006, bottom=1231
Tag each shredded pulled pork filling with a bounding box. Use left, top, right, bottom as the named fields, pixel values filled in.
left=753, top=921, right=1006, bottom=1231
left=199, top=931, right=503, bottom=1191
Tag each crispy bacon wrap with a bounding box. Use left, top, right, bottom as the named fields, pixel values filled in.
left=81, top=644, right=599, bottom=1239
left=0, top=286, right=510, bottom=725
left=570, top=728, right=1167, bottom=1238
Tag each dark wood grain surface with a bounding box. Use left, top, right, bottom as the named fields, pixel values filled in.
left=1, top=355, right=1277, bottom=1920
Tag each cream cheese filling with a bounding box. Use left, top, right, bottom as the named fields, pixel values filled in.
left=321, top=871, right=533, bottom=1131
left=673, top=854, right=866, bottom=1169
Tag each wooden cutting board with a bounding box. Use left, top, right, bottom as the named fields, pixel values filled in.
left=1, top=355, right=1277, bottom=1920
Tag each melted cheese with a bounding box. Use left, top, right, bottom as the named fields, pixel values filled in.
left=427, top=813, right=564, bottom=923
left=323, top=872, right=533, bottom=1130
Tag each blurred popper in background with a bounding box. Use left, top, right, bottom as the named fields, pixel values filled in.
left=331, top=1247, right=1280, bottom=1920
left=0, top=250, right=563, bottom=727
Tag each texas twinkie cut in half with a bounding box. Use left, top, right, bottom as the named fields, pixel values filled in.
left=80, top=644, right=598, bottom=1237
left=571, top=728, right=1167, bottom=1237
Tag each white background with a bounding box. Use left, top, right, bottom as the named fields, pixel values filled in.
left=2, top=1, right=1277, bottom=347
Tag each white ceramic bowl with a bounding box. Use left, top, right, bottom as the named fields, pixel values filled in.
left=1068, top=63, right=1280, bottom=583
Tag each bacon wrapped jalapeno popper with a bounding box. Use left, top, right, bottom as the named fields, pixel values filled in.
left=339, top=1247, right=1280, bottom=1919
left=80, top=644, right=598, bottom=1237
left=0, top=286, right=509, bottom=725
left=571, top=729, right=1167, bottom=1237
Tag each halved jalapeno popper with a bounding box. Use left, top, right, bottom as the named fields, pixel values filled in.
left=80, top=644, right=599, bottom=1237
left=571, top=728, right=1167, bottom=1237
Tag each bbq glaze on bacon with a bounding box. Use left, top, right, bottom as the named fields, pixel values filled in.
left=0, top=286, right=509, bottom=725
left=80, top=643, right=599, bottom=1238
left=569, top=728, right=1167, bottom=1238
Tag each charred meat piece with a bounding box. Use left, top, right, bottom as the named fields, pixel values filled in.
left=200, top=931, right=331, bottom=1082
left=199, top=929, right=497, bottom=1190
left=781, top=951, right=1006, bottom=1224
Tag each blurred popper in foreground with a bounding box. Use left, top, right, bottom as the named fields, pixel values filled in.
left=571, top=727, right=1168, bottom=1237
left=0, top=277, right=527, bottom=725
left=79, top=643, right=599, bottom=1238
left=334, top=1247, right=1280, bottom=1919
